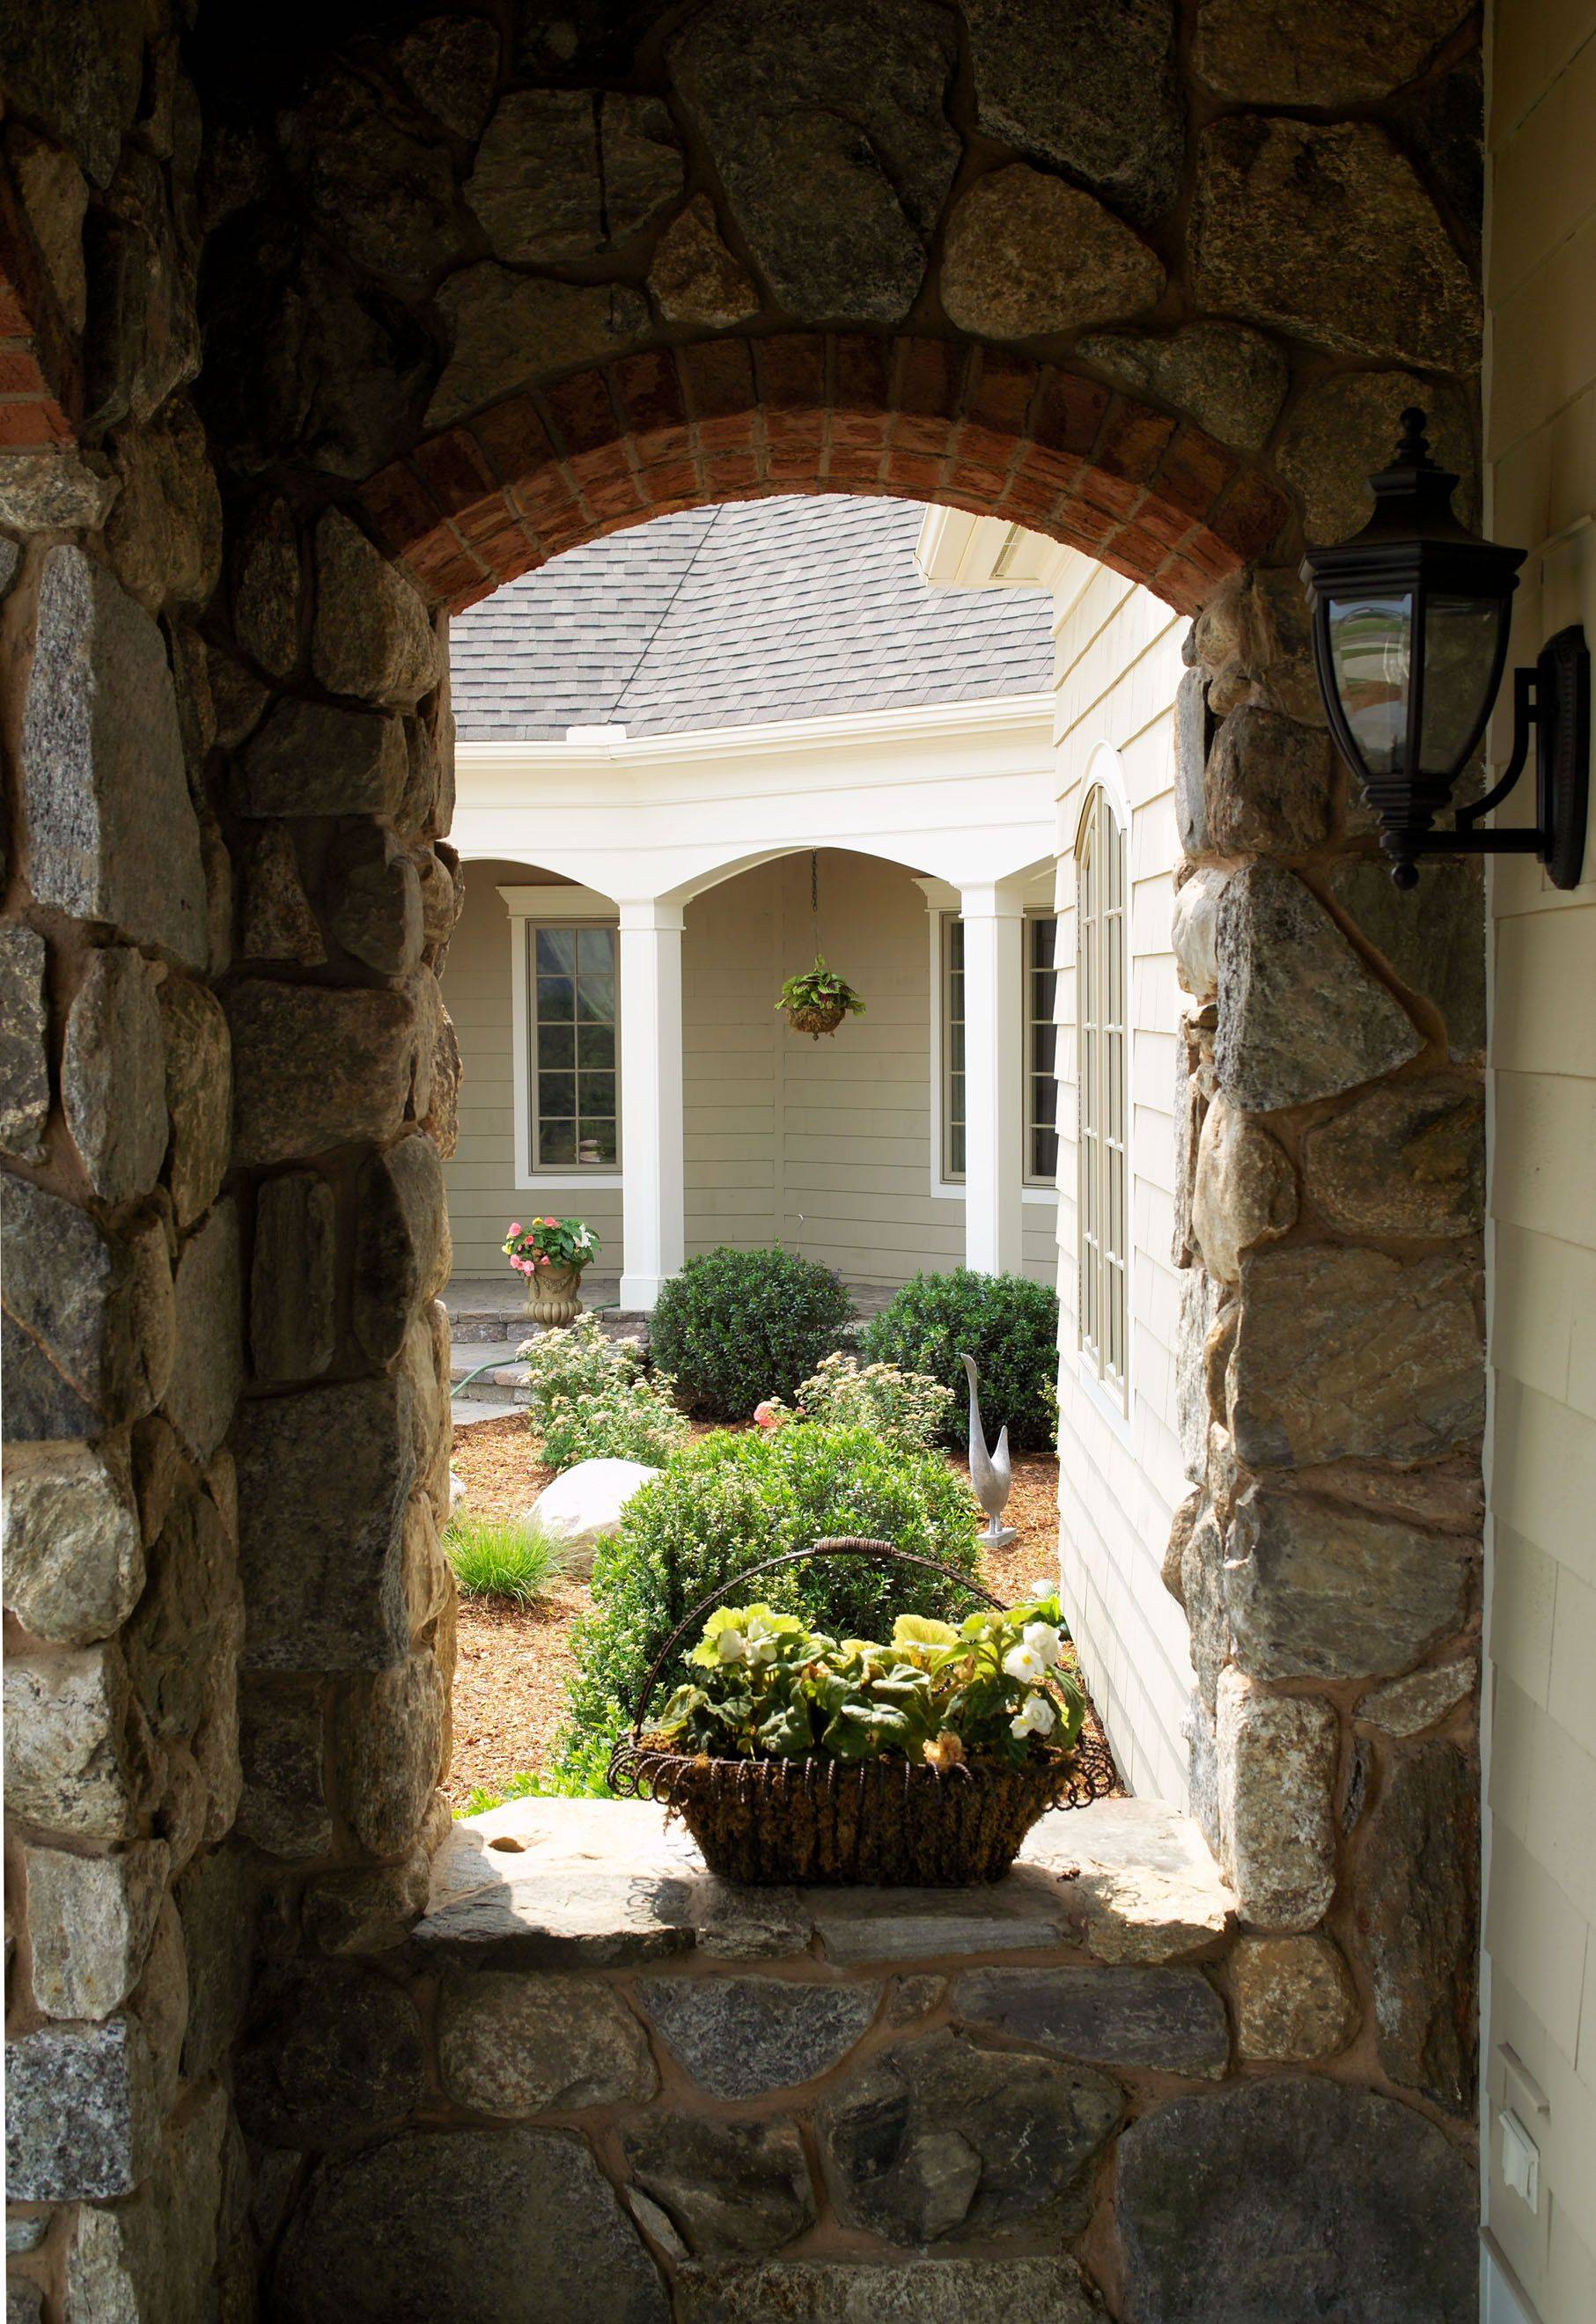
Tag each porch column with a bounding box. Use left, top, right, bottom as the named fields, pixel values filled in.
left=959, top=879, right=1026, bottom=1276
left=618, top=897, right=686, bottom=1312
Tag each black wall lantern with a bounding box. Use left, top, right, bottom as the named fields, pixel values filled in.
left=1302, top=408, right=1589, bottom=890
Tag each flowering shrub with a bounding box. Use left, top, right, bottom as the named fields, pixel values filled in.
left=503, top=1216, right=600, bottom=1278
left=517, top=1315, right=689, bottom=1472
left=555, top=1420, right=982, bottom=1767
left=655, top=1587, right=1085, bottom=1767
left=761, top=1351, right=952, bottom=1448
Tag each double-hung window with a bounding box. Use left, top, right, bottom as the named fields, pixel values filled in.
left=529, top=922, right=619, bottom=1169
left=501, top=886, right=622, bottom=1186
left=936, top=905, right=1059, bottom=1190
left=1076, top=789, right=1128, bottom=1402
left=1025, top=913, right=1059, bottom=1185
left=941, top=911, right=967, bottom=1180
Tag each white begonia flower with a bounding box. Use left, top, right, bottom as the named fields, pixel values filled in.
left=1004, top=1641, right=1048, bottom=1684
left=1011, top=1692, right=1058, bottom=1740
left=1021, top=1621, right=1063, bottom=1668
left=1031, top=1577, right=1056, bottom=1600
left=717, top=1627, right=749, bottom=1666
left=746, top=1620, right=778, bottom=1666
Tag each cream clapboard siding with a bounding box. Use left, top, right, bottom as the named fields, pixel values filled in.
left=441, top=858, right=626, bottom=1275
left=1049, top=565, right=1193, bottom=1806
left=444, top=848, right=1058, bottom=1285
left=1482, top=6, right=1596, bottom=2317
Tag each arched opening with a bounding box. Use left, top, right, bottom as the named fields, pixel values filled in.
left=0, top=0, right=1508, bottom=2312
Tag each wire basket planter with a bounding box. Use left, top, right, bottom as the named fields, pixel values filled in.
left=781, top=996, right=852, bottom=1040
left=608, top=1536, right=1118, bottom=1886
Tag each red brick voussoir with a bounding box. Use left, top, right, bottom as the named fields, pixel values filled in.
left=357, top=335, right=1288, bottom=618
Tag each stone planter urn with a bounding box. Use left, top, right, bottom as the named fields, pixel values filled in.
left=525, top=1261, right=586, bottom=1327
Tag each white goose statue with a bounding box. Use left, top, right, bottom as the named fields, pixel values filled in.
left=961, top=1351, right=1017, bottom=1548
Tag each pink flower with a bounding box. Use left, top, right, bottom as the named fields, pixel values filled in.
left=754, top=1401, right=783, bottom=1430
left=508, top=1223, right=523, bottom=1238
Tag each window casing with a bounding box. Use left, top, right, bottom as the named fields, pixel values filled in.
left=526, top=919, right=620, bottom=1172
left=1076, top=790, right=1128, bottom=1402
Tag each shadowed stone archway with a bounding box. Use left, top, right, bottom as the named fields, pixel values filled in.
left=1, top=2, right=1486, bottom=2313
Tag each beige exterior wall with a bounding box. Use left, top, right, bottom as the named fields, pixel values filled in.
left=443, top=847, right=1055, bottom=1288
left=1048, top=565, right=1193, bottom=1806
left=441, top=858, right=627, bottom=1278
left=1483, top=5, right=1596, bottom=2317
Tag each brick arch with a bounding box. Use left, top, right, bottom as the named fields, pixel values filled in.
left=357, top=334, right=1291, bottom=617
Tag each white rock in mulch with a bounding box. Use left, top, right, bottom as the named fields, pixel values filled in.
left=527, top=1459, right=660, bottom=1578
left=449, top=1468, right=467, bottom=1514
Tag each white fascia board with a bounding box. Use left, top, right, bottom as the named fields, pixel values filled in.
left=452, top=693, right=1061, bottom=901
left=460, top=689, right=1056, bottom=782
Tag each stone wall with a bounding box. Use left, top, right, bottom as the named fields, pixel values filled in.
left=0, top=0, right=1487, bottom=2311
left=250, top=1795, right=1478, bottom=2323
left=1, top=6, right=460, bottom=2311
left=1167, top=570, right=1487, bottom=2130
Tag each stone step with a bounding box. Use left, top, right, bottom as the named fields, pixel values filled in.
left=449, top=1341, right=529, bottom=1407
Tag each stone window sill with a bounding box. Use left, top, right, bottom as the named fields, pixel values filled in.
left=414, top=1792, right=1236, bottom=1975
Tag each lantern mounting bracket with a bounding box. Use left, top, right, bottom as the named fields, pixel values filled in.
left=1435, top=625, right=1590, bottom=891
left=1302, top=410, right=1591, bottom=894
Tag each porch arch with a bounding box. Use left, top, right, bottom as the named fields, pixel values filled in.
left=357, top=341, right=1281, bottom=620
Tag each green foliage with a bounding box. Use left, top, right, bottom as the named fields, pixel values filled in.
left=763, top=1351, right=952, bottom=1447
left=457, top=1770, right=541, bottom=1818
left=517, top=1314, right=690, bottom=1471
left=559, top=1421, right=983, bottom=1762
left=860, top=1269, right=1061, bottom=1452
left=776, top=955, right=865, bottom=1023
left=444, top=1514, right=569, bottom=1607
left=657, top=1590, right=1085, bottom=1768
left=649, top=1246, right=853, bottom=1419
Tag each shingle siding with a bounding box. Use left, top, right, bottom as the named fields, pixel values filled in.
left=450, top=496, right=1055, bottom=740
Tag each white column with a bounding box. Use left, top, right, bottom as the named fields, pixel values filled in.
left=959, top=880, right=1026, bottom=1276
left=617, top=898, right=686, bottom=1312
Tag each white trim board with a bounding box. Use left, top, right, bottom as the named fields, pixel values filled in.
left=498, top=884, right=624, bottom=1194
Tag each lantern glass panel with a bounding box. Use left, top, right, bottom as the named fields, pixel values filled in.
left=1419, top=593, right=1507, bottom=775
left=1326, top=591, right=1415, bottom=778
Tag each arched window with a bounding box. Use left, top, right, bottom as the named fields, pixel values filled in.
left=1077, top=785, right=1129, bottom=1404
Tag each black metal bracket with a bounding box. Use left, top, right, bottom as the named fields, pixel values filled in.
left=1417, top=625, right=1590, bottom=888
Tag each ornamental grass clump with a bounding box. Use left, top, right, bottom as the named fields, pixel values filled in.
left=555, top=1420, right=982, bottom=1769
left=656, top=1591, right=1085, bottom=1769
left=444, top=1514, right=570, bottom=1609
left=517, top=1314, right=690, bottom=1472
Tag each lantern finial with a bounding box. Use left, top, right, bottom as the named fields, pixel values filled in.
left=1394, top=407, right=1434, bottom=470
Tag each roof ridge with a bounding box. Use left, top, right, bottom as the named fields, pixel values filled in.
left=610, top=502, right=729, bottom=726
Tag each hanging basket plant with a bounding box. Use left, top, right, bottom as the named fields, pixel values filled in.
left=776, top=957, right=866, bottom=1041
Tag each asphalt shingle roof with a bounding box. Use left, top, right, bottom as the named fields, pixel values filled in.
left=449, top=496, right=1055, bottom=740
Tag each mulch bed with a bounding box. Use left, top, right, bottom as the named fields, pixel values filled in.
left=445, top=1417, right=1114, bottom=1807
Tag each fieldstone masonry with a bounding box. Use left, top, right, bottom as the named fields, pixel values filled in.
left=243, top=1797, right=1476, bottom=2323
left=0, top=0, right=1482, bottom=2313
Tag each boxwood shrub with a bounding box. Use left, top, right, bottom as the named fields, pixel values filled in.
left=560, top=1421, right=983, bottom=1758
left=648, top=1245, right=852, bottom=1418
left=859, top=1269, right=1061, bottom=1452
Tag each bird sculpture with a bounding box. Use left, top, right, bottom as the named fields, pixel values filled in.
left=961, top=1352, right=1017, bottom=1548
